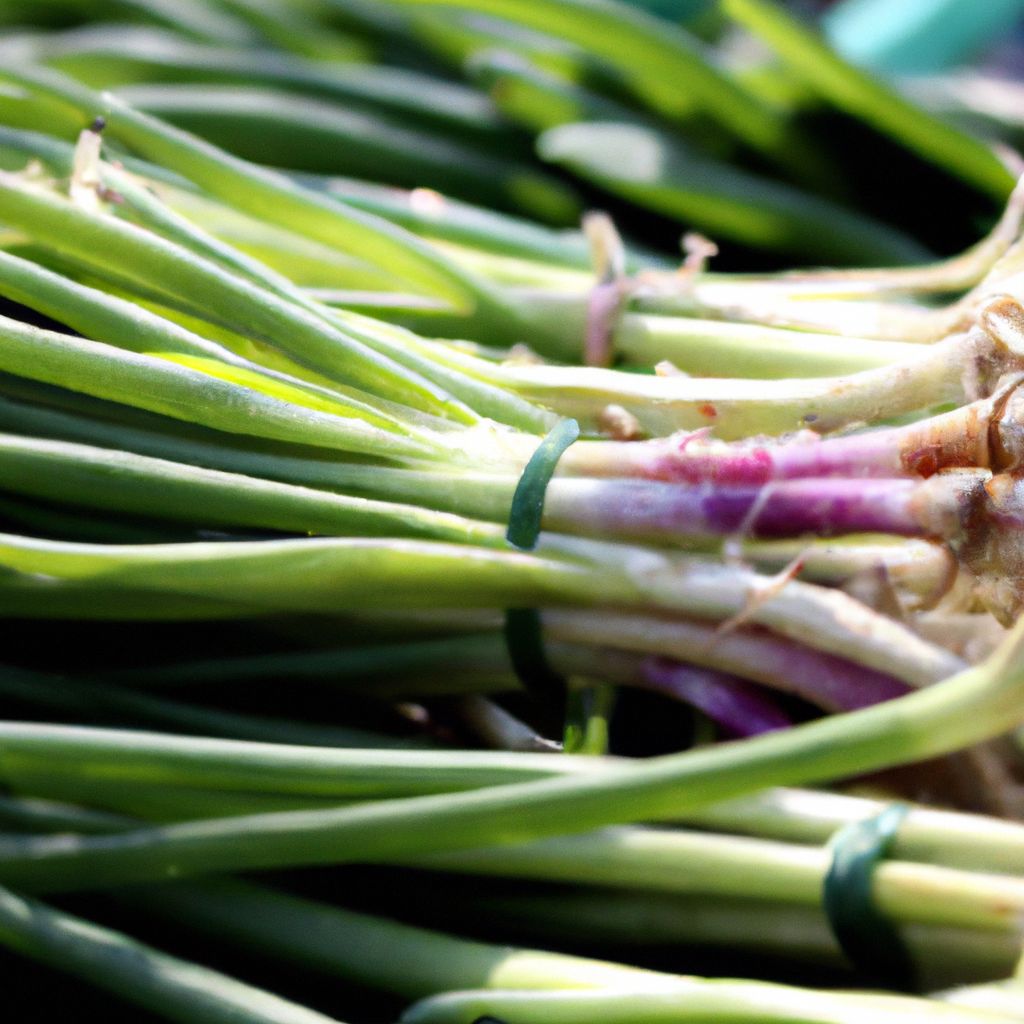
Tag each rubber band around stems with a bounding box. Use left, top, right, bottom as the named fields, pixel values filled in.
left=505, top=418, right=580, bottom=551
left=503, top=419, right=580, bottom=701
left=823, top=802, right=916, bottom=989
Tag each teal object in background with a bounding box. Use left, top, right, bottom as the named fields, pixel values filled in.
left=823, top=0, right=1024, bottom=74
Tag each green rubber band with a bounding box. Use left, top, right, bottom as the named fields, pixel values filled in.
left=823, top=802, right=915, bottom=989
left=503, top=420, right=579, bottom=702
left=505, top=418, right=580, bottom=551
left=504, top=607, right=565, bottom=702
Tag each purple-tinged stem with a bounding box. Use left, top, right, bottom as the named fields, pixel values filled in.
left=584, top=281, right=625, bottom=368
left=546, top=641, right=792, bottom=736
left=543, top=613, right=913, bottom=712
left=637, top=657, right=791, bottom=737
left=562, top=386, right=1018, bottom=485
left=543, top=474, right=983, bottom=542
left=570, top=429, right=905, bottom=484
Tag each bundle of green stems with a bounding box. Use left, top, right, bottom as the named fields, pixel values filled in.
left=0, top=1, right=1022, bottom=1022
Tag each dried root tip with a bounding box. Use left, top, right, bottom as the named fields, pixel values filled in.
left=598, top=404, right=644, bottom=441
left=842, top=563, right=909, bottom=621
left=893, top=367, right=1024, bottom=478
left=897, top=373, right=1024, bottom=478
left=948, top=296, right=1024, bottom=413
left=970, top=299, right=1024, bottom=473
left=408, top=187, right=447, bottom=217
left=681, top=232, right=718, bottom=275
left=454, top=695, right=561, bottom=752
left=909, top=469, right=990, bottom=540
left=68, top=116, right=123, bottom=211
left=913, top=611, right=1007, bottom=663
left=952, top=470, right=1024, bottom=624
left=993, top=372, right=1024, bottom=472
left=897, top=400, right=994, bottom=477
left=716, top=553, right=806, bottom=637
left=978, top=293, right=1024, bottom=358
left=906, top=547, right=966, bottom=613
left=69, top=125, right=102, bottom=211
left=964, top=333, right=1019, bottom=404
left=505, top=343, right=544, bottom=367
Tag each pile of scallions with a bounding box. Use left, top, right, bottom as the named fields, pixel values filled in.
left=0, top=0, right=1023, bottom=1021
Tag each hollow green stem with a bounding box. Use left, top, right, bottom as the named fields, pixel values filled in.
left=0, top=884, right=346, bottom=1024
left=0, top=433, right=505, bottom=546
left=407, top=825, right=1024, bottom=935
left=396, top=321, right=1016, bottom=437
left=0, top=248, right=434, bottom=435
left=11, top=24, right=497, bottom=137
left=401, top=981, right=1001, bottom=1024
left=450, top=887, right=1020, bottom=990
left=0, top=315, right=435, bottom=459
left=0, top=719, right=592, bottom=801
left=118, top=83, right=581, bottom=222
left=537, top=120, right=927, bottom=263
left=684, top=787, right=1024, bottom=875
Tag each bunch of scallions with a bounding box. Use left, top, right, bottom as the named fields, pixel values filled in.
left=0, top=0, right=1023, bottom=1021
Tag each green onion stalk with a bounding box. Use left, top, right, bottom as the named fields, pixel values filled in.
left=161, top=149, right=1024, bottom=358
left=196, top=167, right=1024, bottom=369
left=0, top=883, right=350, bottom=1024
left=0, top=61, right=530, bottom=333
left=416, top=886, right=1023, bottom=992
left=0, top=112, right=923, bottom=395
left=6, top=777, right=1024, bottom=878
left=73, top=605, right=921, bottom=712
left=0, top=0, right=1013, bottom=865
left=0, top=380, right=986, bottom=638
left=0, top=116, right=961, bottom=442
left=0, top=407, right=1017, bottom=619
